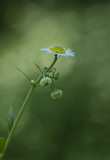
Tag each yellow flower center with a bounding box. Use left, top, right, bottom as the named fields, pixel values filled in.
left=49, top=46, right=66, bottom=54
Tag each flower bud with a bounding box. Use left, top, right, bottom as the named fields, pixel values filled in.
left=51, top=89, right=63, bottom=100
left=30, top=79, right=36, bottom=86
left=54, top=71, right=60, bottom=80
left=48, top=72, right=54, bottom=78
left=40, top=77, right=52, bottom=87
left=51, top=68, right=56, bottom=73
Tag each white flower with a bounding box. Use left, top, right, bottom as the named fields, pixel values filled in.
left=40, top=46, right=75, bottom=58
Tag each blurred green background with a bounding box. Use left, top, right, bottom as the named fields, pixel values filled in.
left=0, top=0, right=110, bottom=159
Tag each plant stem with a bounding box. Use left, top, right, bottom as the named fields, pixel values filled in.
left=0, top=55, right=58, bottom=160
left=0, top=86, right=35, bottom=160
left=47, top=55, right=58, bottom=71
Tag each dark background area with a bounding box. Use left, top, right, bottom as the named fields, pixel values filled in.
left=0, top=0, right=110, bottom=159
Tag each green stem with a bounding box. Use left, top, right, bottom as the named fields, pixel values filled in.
left=0, top=55, right=58, bottom=160
left=0, top=86, right=35, bottom=160
left=47, top=55, right=58, bottom=71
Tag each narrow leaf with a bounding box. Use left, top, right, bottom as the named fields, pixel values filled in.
left=0, top=137, right=6, bottom=153
left=16, top=67, right=30, bottom=82
left=33, top=62, right=41, bottom=72
left=7, top=106, right=14, bottom=132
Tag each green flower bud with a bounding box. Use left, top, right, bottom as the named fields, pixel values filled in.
left=43, top=67, right=48, bottom=73
left=51, top=68, right=56, bottom=73
left=54, top=71, right=60, bottom=80
left=40, top=77, right=52, bottom=88
left=48, top=72, right=54, bottom=78
left=30, top=79, right=36, bottom=86
left=51, top=89, right=63, bottom=100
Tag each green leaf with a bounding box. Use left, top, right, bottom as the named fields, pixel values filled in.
left=7, top=106, right=14, bottom=132
left=33, top=62, right=41, bottom=72
left=16, top=67, right=30, bottom=82
left=0, top=137, right=6, bottom=153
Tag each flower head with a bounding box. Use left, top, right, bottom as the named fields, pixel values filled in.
left=40, top=46, right=75, bottom=58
